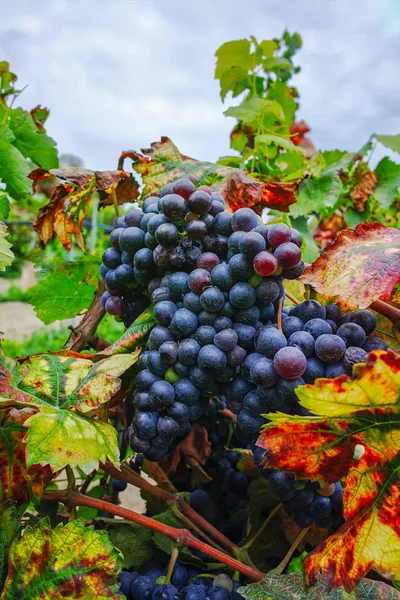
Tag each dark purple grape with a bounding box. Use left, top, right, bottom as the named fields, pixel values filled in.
left=187, top=220, right=207, bottom=239
left=173, top=178, right=195, bottom=200
left=188, top=268, right=212, bottom=294
left=267, top=223, right=291, bottom=248
left=273, top=346, right=307, bottom=379
left=274, top=242, right=301, bottom=269
left=197, top=252, right=220, bottom=272
left=187, top=191, right=213, bottom=215
left=162, top=194, right=187, bottom=222
left=315, top=334, right=346, bottom=364
left=105, top=295, right=123, bottom=315
left=231, top=208, right=260, bottom=232
left=125, top=208, right=143, bottom=227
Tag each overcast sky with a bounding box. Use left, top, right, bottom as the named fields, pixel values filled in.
left=1, top=0, right=400, bottom=171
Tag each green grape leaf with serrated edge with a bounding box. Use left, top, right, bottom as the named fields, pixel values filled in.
left=238, top=573, right=400, bottom=600
left=0, top=221, right=14, bottom=272
left=375, top=133, right=400, bottom=154
left=0, top=349, right=138, bottom=473
left=0, top=124, right=31, bottom=200
left=0, top=518, right=123, bottom=599
left=290, top=172, right=343, bottom=218
left=8, top=107, right=58, bottom=170
left=29, top=256, right=99, bottom=325
left=374, top=157, right=400, bottom=209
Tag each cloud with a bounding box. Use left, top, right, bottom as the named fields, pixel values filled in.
left=0, top=0, right=399, bottom=170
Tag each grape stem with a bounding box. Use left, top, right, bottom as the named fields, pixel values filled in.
left=43, top=489, right=264, bottom=581
left=242, top=504, right=282, bottom=550
left=370, top=299, right=400, bottom=324
left=103, top=461, right=239, bottom=554
left=270, top=526, right=310, bottom=575
left=63, top=279, right=107, bottom=352
left=284, top=290, right=300, bottom=306
left=165, top=545, right=179, bottom=584
left=111, top=186, right=119, bottom=216
left=277, top=297, right=283, bottom=332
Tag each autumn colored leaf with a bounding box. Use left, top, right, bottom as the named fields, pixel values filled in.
left=301, top=222, right=400, bottom=310
left=30, top=105, right=50, bottom=131
left=351, top=168, right=377, bottom=212
left=0, top=407, right=53, bottom=503
left=124, top=136, right=231, bottom=198
left=30, top=167, right=138, bottom=250
left=165, top=422, right=212, bottom=476
left=0, top=349, right=137, bottom=473
left=1, top=518, right=123, bottom=599
left=221, top=169, right=297, bottom=213
left=238, top=573, right=400, bottom=600
left=0, top=506, right=21, bottom=590
left=98, top=308, right=155, bottom=357
left=257, top=350, right=400, bottom=592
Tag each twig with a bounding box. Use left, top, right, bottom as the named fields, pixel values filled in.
left=285, top=290, right=300, bottom=306
left=277, top=297, right=283, bottom=332
left=111, top=187, right=119, bottom=217
left=370, top=299, right=400, bottom=324
left=243, top=504, right=282, bottom=550
left=165, top=546, right=179, bottom=584
left=103, top=461, right=239, bottom=555
left=43, top=490, right=264, bottom=581
left=63, top=279, right=107, bottom=352
left=270, top=526, right=310, bottom=575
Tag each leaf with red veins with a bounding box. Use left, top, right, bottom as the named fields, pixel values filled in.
left=0, top=407, right=54, bottom=503
left=295, top=350, right=400, bottom=417
left=305, top=479, right=400, bottom=593
left=256, top=350, right=400, bottom=592
left=300, top=222, right=400, bottom=310
left=257, top=414, right=355, bottom=485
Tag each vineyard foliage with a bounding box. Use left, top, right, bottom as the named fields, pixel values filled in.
left=0, top=31, right=400, bottom=599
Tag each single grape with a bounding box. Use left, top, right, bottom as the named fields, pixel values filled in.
left=229, top=282, right=256, bottom=309
left=362, top=336, right=388, bottom=352
left=187, top=190, right=213, bottom=215
left=159, top=341, right=178, bottom=365
left=102, top=247, right=121, bottom=269
left=250, top=357, right=279, bottom=387
left=274, top=241, right=301, bottom=269
left=198, top=344, right=227, bottom=372
left=255, top=326, right=287, bottom=357
left=348, top=309, right=378, bottom=335
left=148, top=326, right=175, bottom=350
left=239, top=231, right=266, bottom=257
left=304, top=318, right=333, bottom=339
left=343, top=346, right=367, bottom=374
left=120, top=227, right=145, bottom=254
left=273, top=346, right=307, bottom=379
left=315, top=334, right=346, bottom=364
left=197, top=252, right=220, bottom=272
left=162, top=194, right=187, bottom=222
left=282, top=260, right=305, bottom=280
left=153, top=245, right=172, bottom=268
left=303, top=357, right=326, bottom=382
left=105, top=296, right=123, bottom=315
left=214, top=315, right=233, bottom=331
left=168, top=272, right=190, bottom=299
left=255, top=277, right=281, bottom=303
left=337, top=322, right=366, bottom=347
left=173, top=178, right=195, bottom=199
left=233, top=324, right=257, bottom=350
left=267, top=223, right=291, bottom=248
left=325, top=303, right=342, bottom=323
left=155, top=223, right=179, bottom=247
left=214, top=212, right=233, bottom=236
left=289, top=228, right=302, bottom=247
left=231, top=208, right=260, bottom=232
left=157, top=416, right=180, bottom=439
left=209, top=200, right=225, bottom=216
left=237, top=410, right=265, bottom=437
left=187, top=220, right=207, bottom=239
left=174, top=379, right=200, bottom=405
left=290, top=299, right=326, bottom=323
left=211, top=263, right=234, bottom=291
left=170, top=308, right=199, bottom=338
left=253, top=251, right=278, bottom=276
left=200, top=286, right=225, bottom=312
left=154, top=301, right=178, bottom=326
left=160, top=183, right=175, bottom=197
left=147, top=351, right=168, bottom=377
left=226, top=345, right=247, bottom=367
left=229, top=253, right=254, bottom=281
left=235, top=305, right=260, bottom=326
left=132, top=412, right=159, bottom=439
left=288, top=330, right=315, bottom=358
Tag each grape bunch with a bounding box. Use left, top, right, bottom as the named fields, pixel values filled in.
left=118, top=559, right=244, bottom=600
left=229, top=300, right=386, bottom=442
left=100, top=178, right=304, bottom=328
left=238, top=301, right=386, bottom=529
left=253, top=446, right=344, bottom=529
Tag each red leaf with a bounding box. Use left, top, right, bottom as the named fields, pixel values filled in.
left=222, top=170, right=297, bottom=213
left=301, top=222, right=400, bottom=310
left=165, top=423, right=212, bottom=476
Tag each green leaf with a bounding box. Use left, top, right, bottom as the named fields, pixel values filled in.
left=107, top=522, right=153, bottom=570
left=260, top=40, right=278, bottom=58
left=0, top=506, right=21, bottom=590
left=267, top=81, right=296, bottom=122
left=257, top=134, right=303, bottom=154
left=321, top=149, right=353, bottom=172
left=0, top=350, right=137, bottom=473
left=238, top=573, right=400, bottom=600
left=290, top=173, right=343, bottom=218
left=375, top=134, right=400, bottom=154
left=263, top=57, right=292, bottom=70
left=343, top=206, right=370, bottom=229
left=0, top=221, right=14, bottom=271
left=29, top=257, right=99, bottom=325
left=8, top=108, right=58, bottom=169
left=290, top=216, right=320, bottom=264
left=374, top=157, right=400, bottom=209
left=224, top=97, right=285, bottom=124
left=25, top=409, right=120, bottom=474
left=1, top=518, right=123, bottom=599
left=215, top=39, right=252, bottom=79
left=0, top=192, right=10, bottom=219
left=0, top=124, right=31, bottom=199
left=219, top=67, right=250, bottom=102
